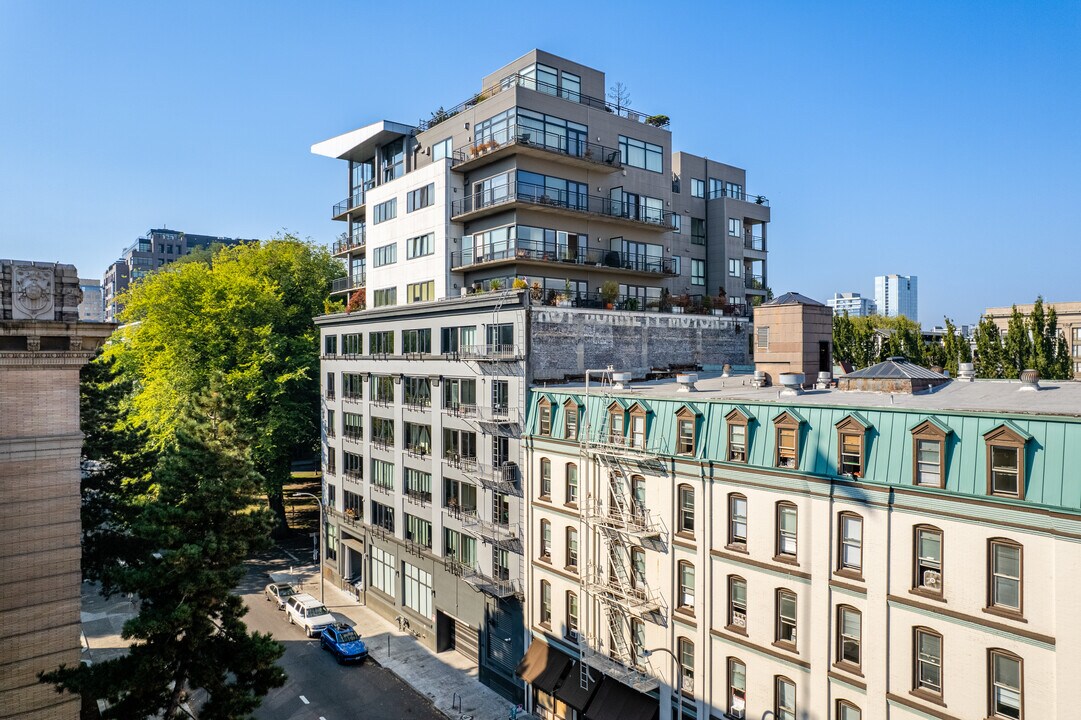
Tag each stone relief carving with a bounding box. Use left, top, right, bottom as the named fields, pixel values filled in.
left=69, top=336, right=83, bottom=351
left=12, top=265, right=55, bottom=320
left=26, top=335, right=41, bottom=351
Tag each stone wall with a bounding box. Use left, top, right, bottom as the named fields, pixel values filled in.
left=528, top=307, right=748, bottom=383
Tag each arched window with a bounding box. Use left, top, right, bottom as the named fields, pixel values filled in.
left=537, top=396, right=551, bottom=436
left=836, top=605, right=862, bottom=668
left=728, top=493, right=748, bottom=548
left=677, top=484, right=695, bottom=535
left=565, top=526, right=578, bottom=569
left=727, top=575, right=747, bottom=632
left=776, top=501, right=797, bottom=559
left=774, top=675, right=796, bottom=720
left=677, top=561, right=695, bottom=611
left=539, top=519, right=551, bottom=560
left=988, top=538, right=1022, bottom=615
left=988, top=648, right=1023, bottom=719
left=913, top=627, right=943, bottom=697
left=539, top=580, right=551, bottom=625
left=727, top=657, right=747, bottom=716
left=775, top=589, right=797, bottom=647
left=677, top=637, right=695, bottom=694
left=565, top=591, right=579, bottom=641
left=565, top=463, right=578, bottom=505
left=539, top=457, right=551, bottom=498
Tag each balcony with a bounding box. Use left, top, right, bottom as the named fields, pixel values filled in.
left=332, top=229, right=366, bottom=255
left=743, top=232, right=766, bottom=252
left=459, top=344, right=522, bottom=362
left=450, top=239, right=678, bottom=278
left=417, top=71, right=669, bottom=132
left=584, top=496, right=665, bottom=541
left=708, top=187, right=770, bottom=207
left=332, top=180, right=375, bottom=220
left=442, top=402, right=479, bottom=419
left=745, top=273, right=765, bottom=291
left=450, top=181, right=676, bottom=231
left=445, top=558, right=521, bottom=599
left=579, top=637, right=658, bottom=694
left=451, top=124, right=622, bottom=173
left=461, top=512, right=521, bottom=552
left=471, top=405, right=523, bottom=439
left=583, top=564, right=664, bottom=615
left=462, top=461, right=520, bottom=497
left=331, top=272, right=366, bottom=295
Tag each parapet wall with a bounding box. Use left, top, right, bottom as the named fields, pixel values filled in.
left=528, top=307, right=748, bottom=383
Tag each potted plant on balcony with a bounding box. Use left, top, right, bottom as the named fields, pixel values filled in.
left=600, top=280, right=619, bottom=310
left=346, top=288, right=366, bottom=313
left=512, top=277, right=528, bottom=291
left=625, top=297, right=640, bottom=311
left=645, top=114, right=670, bottom=127
left=658, top=288, right=672, bottom=313
left=489, top=278, right=503, bottom=291
left=702, top=294, right=713, bottom=314
left=530, top=281, right=544, bottom=302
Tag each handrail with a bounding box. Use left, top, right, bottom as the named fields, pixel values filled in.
left=452, top=123, right=621, bottom=168
left=450, top=238, right=677, bottom=275
left=708, top=187, right=769, bottom=206
left=418, top=71, right=669, bottom=131
left=333, top=230, right=366, bottom=254
left=450, top=180, right=676, bottom=229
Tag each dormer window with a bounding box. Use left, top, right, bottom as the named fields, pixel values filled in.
left=835, top=414, right=871, bottom=478
left=911, top=418, right=952, bottom=489
left=538, top=397, right=551, bottom=436
left=773, top=411, right=803, bottom=469
left=984, top=423, right=1029, bottom=500
left=725, top=407, right=753, bottom=463
left=675, top=406, right=700, bottom=455
left=563, top=399, right=580, bottom=440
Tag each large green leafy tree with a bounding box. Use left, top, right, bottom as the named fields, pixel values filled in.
left=42, top=390, right=285, bottom=718
left=105, top=237, right=340, bottom=530
left=973, top=317, right=1005, bottom=378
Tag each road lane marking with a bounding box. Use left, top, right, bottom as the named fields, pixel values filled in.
left=299, top=695, right=309, bottom=704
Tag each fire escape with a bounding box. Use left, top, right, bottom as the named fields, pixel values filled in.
left=576, top=372, right=669, bottom=694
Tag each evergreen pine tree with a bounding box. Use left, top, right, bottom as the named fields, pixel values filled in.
left=1002, top=305, right=1030, bottom=378
left=41, top=392, right=286, bottom=718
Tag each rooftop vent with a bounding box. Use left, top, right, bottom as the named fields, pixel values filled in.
left=815, top=371, right=832, bottom=390
left=611, top=371, right=631, bottom=390
left=779, top=372, right=805, bottom=396
left=751, top=370, right=767, bottom=388
left=957, top=363, right=975, bottom=382
left=675, top=373, right=698, bottom=392
left=1019, top=368, right=1040, bottom=392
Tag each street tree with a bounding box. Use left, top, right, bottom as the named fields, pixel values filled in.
left=41, top=393, right=286, bottom=719
left=104, top=237, right=341, bottom=530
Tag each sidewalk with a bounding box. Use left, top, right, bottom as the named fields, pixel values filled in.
left=274, top=564, right=517, bottom=720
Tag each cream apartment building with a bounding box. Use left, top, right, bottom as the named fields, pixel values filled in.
left=521, top=365, right=1081, bottom=720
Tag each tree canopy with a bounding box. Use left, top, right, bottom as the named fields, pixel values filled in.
left=104, top=236, right=341, bottom=528
left=42, top=376, right=286, bottom=718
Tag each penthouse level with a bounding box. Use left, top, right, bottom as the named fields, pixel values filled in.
left=520, top=369, right=1081, bottom=720
left=312, top=50, right=771, bottom=318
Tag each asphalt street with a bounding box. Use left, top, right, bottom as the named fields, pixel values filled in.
left=241, top=543, right=444, bottom=720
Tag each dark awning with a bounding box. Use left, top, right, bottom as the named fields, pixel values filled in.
left=516, top=640, right=572, bottom=694
left=554, top=659, right=601, bottom=711
left=583, top=677, right=659, bottom=720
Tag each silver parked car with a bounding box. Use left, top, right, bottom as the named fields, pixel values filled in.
left=264, top=582, right=297, bottom=610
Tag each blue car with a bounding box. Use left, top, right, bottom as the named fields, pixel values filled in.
left=320, top=623, right=368, bottom=664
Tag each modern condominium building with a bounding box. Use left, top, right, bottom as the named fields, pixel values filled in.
left=873, top=274, right=918, bottom=322
left=520, top=357, right=1081, bottom=719
left=312, top=50, right=771, bottom=703
left=102, top=228, right=243, bottom=321
left=826, top=292, right=876, bottom=318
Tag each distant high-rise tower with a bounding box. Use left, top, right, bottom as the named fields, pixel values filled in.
left=826, top=292, right=876, bottom=317
left=874, top=274, right=918, bottom=320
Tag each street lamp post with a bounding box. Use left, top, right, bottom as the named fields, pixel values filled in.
left=641, top=647, right=683, bottom=720
left=292, top=492, right=324, bottom=604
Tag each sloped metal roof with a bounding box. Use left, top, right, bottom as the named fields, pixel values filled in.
left=764, top=291, right=825, bottom=307
left=842, top=357, right=947, bottom=381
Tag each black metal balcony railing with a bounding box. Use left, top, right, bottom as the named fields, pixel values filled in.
left=745, top=273, right=765, bottom=290
left=332, top=181, right=375, bottom=217
left=452, top=124, right=621, bottom=169
left=744, top=233, right=765, bottom=252
left=708, top=187, right=770, bottom=206
left=450, top=181, right=676, bottom=229
left=450, top=238, right=677, bottom=275
left=331, top=273, right=366, bottom=294
left=417, top=71, right=669, bottom=132
left=333, top=229, right=366, bottom=254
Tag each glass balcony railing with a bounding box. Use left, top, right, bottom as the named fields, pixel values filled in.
left=450, top=238, right=677, bottom=276
left=452, top=123, right=621, bottom=169
left=331, top=273, right=365, bottom=294
left=709, top=187, right=769, bottom=206
left=744, top=233, right=766, bottom=252
left=450, top=181, right=675, bottom=229
left=332, top=181, right=375, bottom=218
left=417, top=72, right=669, bottom=132
left=333, top=229, right=366, bottom=254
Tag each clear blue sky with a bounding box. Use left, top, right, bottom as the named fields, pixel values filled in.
left=2, top=1, right=1079, bottom=327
